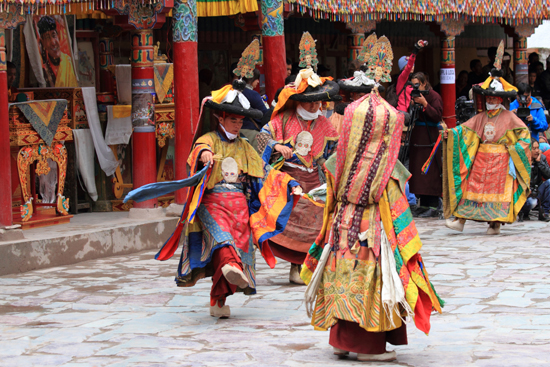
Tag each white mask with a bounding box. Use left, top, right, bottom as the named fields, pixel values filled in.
left=297, top=104, right=323, bottom=121
left=220, top=122, right=238, bottom=140
left=221, top=157, right=239, bottom=183
left=295, top=131, right=314, bottom=156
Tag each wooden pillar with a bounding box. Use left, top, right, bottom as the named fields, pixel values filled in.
left=347, top=33, right=365, bottom=63
left=131, top=29, right=157, bottom=208
left=173, top=0, right=199, bottom=204
left=0, top=28, right=12, bottom=226
left=514, top=36, right=528, bottom=85
left=261, top=0, right=286, bottom=103
left=440, top=36, right=457, bottom=128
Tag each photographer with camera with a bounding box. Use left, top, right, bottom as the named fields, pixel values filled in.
left=510, top=83, right=548, bottom=142
left=395, top=40, right=427, bottom=112
left=518, top=139, right=550, bottom=222
left=408, top=72, right=443, bottom=218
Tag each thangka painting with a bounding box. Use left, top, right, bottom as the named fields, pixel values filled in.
left=32, top=15, right=78, bottom=88
left=77, top=42, right=96, bottom=88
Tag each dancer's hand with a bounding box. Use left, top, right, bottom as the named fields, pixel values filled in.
left=292, top=186, right=303, bottom=195
left=275, top=144, right=293, bottom=159
left=200, top=151, right=213, bottom=165
left=443, top=130, right=449, bottom=140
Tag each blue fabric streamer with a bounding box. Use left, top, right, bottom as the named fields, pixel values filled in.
left=123, top=164, right=210, bottom=203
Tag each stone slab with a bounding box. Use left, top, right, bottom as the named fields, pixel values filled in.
left=0, top=212, right=177, bottom=276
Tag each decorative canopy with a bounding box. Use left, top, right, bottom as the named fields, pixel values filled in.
left=287, top=0, right=548, bottom=26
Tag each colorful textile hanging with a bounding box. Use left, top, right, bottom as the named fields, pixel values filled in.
left=286, top=0, right=547, bottom=26
left=197, top=0, right=258, bottom=17
left=154, top=63, right=174, bottom=104
left=13, top=99, right=68, bottom=147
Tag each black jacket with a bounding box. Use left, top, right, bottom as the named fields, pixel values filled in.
left=531, top=154, right=550, bottom=189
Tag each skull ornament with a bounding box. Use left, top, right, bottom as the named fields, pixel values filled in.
left=295, top=131, right=314, bottom=157
left=484, top=122, right=496, bottom=141
left=221, top=157, right=239, bottom=183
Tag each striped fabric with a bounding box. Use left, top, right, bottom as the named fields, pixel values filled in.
left=301, top=93, right=443, bottom=335
left=444, top=124, right=531, bottom=223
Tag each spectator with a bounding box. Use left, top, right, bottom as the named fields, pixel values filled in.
left=528, top=52, right=540, bottom=67
left=532, top=61, right=545, bottom=77
left=518, top=139, right=550, bottom=222
left=260, top=87, right=283, bottom=127
left=535, top=58, right=550, bottom=111
left=286, top=58, right=292, bottom=77
left=408, top=72, right=444, bottom=218
left=481, top=46, right=498, bottom=77
left=501, top=52, right=514, bottom=84
left=456, top=70, right=470, bottom=99
left=510, top=83, right=548, bottom=142
left=396, top=40, right=427, bottom=112
left=467, top=59, right=485, bottom=88
left=528, top=67, right=542, bottom=99
left=239, top=68, right=268, bottom=150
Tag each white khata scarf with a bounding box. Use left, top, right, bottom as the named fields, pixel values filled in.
left=380, top=221, right=414, bottom=327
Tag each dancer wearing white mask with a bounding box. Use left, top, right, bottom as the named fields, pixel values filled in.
left=128, top=40, right=303, bottom=319
left=442, top=41, right=531, bottom=235
left=257, top=32, right=339, bottom=284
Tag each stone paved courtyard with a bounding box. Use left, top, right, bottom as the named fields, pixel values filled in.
left=1, top=218, right=549, bottom=366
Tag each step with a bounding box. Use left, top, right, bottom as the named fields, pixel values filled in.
left=0, top=212, right=178, bottom=276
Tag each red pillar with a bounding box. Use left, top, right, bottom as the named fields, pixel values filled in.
left=0, top=28, right=12, bottom=226
left=131, top=29, right=157, bottom=209
left=263, top=36, right=286, bottom=105
left=440, top=36, right=457, bottom=128
left=261, top=0, right=286, bottom=104
left=173, top=0, right=199, bottom=204
left=132, top=129, right=157, bottom=208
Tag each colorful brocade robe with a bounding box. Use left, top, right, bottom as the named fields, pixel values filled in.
left=155, top=131, right=299, bottom=293
left=301, top=93, right=443, bottom=335
left=259, top=110, right=338, bottom=169
left=443, top=110, right=531, bottom=223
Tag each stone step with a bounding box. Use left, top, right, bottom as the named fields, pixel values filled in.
left=0, top=211, right=178, bottom=276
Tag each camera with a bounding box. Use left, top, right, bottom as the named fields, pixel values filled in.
left=531, top=184, right=539, bottom=199
left=410, top=83, right=428, bottom=99
left=455, top=96, right=476, bottom=125
left=516, top=94, right=531, bottom=122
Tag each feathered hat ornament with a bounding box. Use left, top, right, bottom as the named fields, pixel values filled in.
left=232, top=39, right=260, bottom=91
left=472, top=40, right=517, bottom=98
left=366, top=36, right=393, bottom=85
left=272, top=31, right=339, bottom=116
left=298, top=32, right=319, bottom=71
left=202, top=39, right=263, bottom=121
left=357, top=33, right=378, bottom=68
